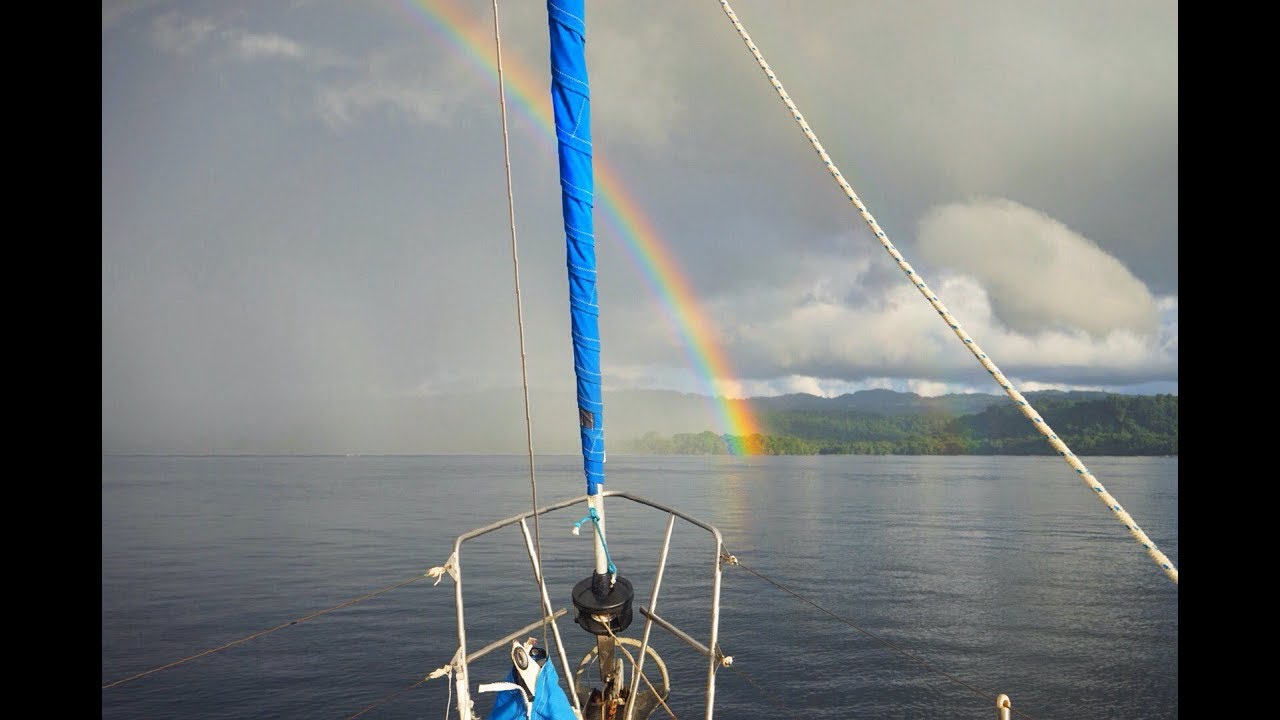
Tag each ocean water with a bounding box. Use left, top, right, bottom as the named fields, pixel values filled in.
left=101, top=454, right=1178, bottom=719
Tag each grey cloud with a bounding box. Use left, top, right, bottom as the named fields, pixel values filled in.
left=103, top=1, right=1176, bottom=453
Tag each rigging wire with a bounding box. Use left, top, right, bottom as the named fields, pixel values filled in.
left=715, top=0, right=1177, bottom=586
left=603, top=624, right=680, bottom=720
left=488, top=0, right=550, bottom=653
left=345, top=676, right=431, bottom=719
left=725, top=550, right=1042, bottom=720
left=347, top=656, right=463, bottom=718
left=722, top=663, right=790, bottom=716
left=100, top=574, right=424, bottom=690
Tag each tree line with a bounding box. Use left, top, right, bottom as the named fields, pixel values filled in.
left=619, top=393, right=1177, bottom=456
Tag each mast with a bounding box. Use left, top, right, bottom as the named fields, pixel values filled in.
left=546, top=0, right=635, bottom=710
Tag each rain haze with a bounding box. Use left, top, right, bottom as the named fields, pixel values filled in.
left=102, top=0, right=1178, bottom=454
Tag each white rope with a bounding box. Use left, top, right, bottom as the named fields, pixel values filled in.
left=444, top=665, right=454, bottom=720
left=427, top=552, right=458, bottom=586
left=716, top=0, right=1177, bottom=585
left=489, top=0, right=550, bottom=650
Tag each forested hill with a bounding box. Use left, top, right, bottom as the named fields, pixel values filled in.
left=620, top=391, right=1178, bottom=456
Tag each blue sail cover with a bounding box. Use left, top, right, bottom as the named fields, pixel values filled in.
left=548, top=0, right=605, bottom=495
left=486, top=661, right=577, bottom=720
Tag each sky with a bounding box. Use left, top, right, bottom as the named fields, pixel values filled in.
left=102, top=0, right=1178, bottom=454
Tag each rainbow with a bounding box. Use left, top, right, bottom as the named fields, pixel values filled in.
left=396, top=0, right=762, bottom=448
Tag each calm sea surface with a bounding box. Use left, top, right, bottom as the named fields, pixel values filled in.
left=101, top=454, right=1178, bottom=719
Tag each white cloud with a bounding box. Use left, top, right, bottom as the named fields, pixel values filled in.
left=713, top=240, right=1174, bottom=388
left=773, top=375, right=835, bottom=397
left=906, top=379, right=963, bottom=397
left=1155, top=295, right=1177, bottom=355
left=104, top=0, right=167, bottom=30
left=916, top=198, right=1159, bottom=337
left=151, top=12, right=217, bottom=55
left=228, top=31, right=305, bottom=61
left=316, top=52, right=462, bottom=129
left=147, top=10, right=335, bottom=66
left=742, top=375, right=920, bottom=398
left=318, top=81, right=450, bottom=129
left=150, top=13, right=308, bottom=64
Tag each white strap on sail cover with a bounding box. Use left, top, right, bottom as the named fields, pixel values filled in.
left=477, top=681, right=532, bottom=719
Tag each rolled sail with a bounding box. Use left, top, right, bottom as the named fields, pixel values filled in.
left=547, top=0, right=604, bottom=496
